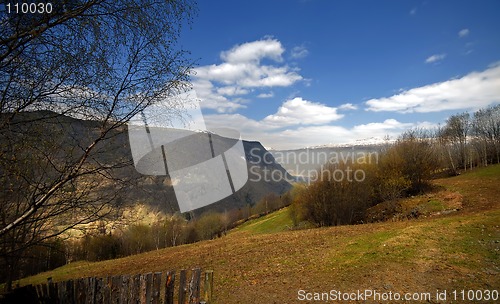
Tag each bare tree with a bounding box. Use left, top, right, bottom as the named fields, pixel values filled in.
left=473, top=104, right=500, bottom=165
left=300, top=162, right=375, bottom=227
left=395, top=129, right=439, bottom=192
left=442, top=113, right=471, bottom=170
left=0, top=0, right=196, bottom=289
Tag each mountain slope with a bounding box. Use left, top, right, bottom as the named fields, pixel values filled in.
left=1, top=111, right=291, bottom=214
left=18, top=165, right=500, bottom=303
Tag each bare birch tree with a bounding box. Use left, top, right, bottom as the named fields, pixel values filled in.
left=0, top=0, right=196, bottom=289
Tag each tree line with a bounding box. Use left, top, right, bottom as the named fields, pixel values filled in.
left=290, top=104, right=500, bottom=227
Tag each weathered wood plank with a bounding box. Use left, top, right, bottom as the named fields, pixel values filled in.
left=94, top=278, right=105, bottom=304
left=164, top=271, right=175, bottom=304
left=35, top=284, right=45, bottom=303
left=86, top=277, right=97, bottom=304
left=119, top=275, right=129, bottom=304
left=66, top=279, right=75, bottom=304
left=140, top=272, right=152, bottom=304
left=188, top=268, right=201, bottom=304
left=46, top=277, right=57, bottom=304
left=110, top=275, right=121, bottom=304
left=151, top=272, right=162, bottom=304
left=178, top=270, right=187, bottom=304
left=76, top=278, right=86, bottom=304
left=145, top=272, right=153, bottom=304
left=203, top=270, right=213, bottom=304
left=129, top=274, right=140, bottom=304
left=57, top=281, right=67, bottom=304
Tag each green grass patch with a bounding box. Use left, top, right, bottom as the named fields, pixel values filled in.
left=331, top=230, right=400, bottom=266
left=440, top=210, right=500, bottom=268
left=230, top=207, right=293, bottom=235
left=465, top=163, right=500, bottom=178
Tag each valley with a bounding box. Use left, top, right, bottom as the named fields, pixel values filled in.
left=17, top=165, right=500, bottom=303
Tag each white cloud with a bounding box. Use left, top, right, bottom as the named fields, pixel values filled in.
left=216, top=86, right=249, bottom=96
left=410, top=8, right=417, bottom=15
left=425, top=53, right=446, bottom=64
left=193, top=38, right=304, bottom=112
left=221, top=38, right=284, bottom=63
left=263, top=97, right=343, bottom=127
left=290, top=45, right=309, bottom=59
left=204, top=113, right=429, bottom=150
left=365, top=63, right=500, bottom=113
left=339, top=103, right=358, bottom=110
left=192, top=79, right=245, bottom=113
left=458, top=28, right=470, bottom=38
left=195, top=61, right=302, bottom=88
left=257, top=92, right=274, bottom=98
left=353, top=119, right=413, bottom=133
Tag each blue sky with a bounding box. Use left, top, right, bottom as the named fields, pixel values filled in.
left=178, top=0, right=500, bottom=149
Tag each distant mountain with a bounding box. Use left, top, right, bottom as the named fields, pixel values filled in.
left=270, top=142, right=385, bottom=181
left=1, top=111, right=292, bottom=214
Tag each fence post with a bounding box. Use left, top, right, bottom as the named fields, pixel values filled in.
left=49, top=280, right=58, bottom=304
left=203, top=270, right=213, bottom=304
left=45, top=277, right=57, bottom=304
left=119, top=275, right=130, bottom=304
left=164, top=270, right=175, bottom=304
left=58, top=280, right=74, bottom=304
left=76, top=278, right=86, bottom=303
left=151, top=272, right=162, bottom=304
left=110, top=275, right=121, bottom=303
left=129, top=274, right=141, bottom=304
left=67, top=279, right=75, bottom=304
left=86, top=276, right=96, bottom=304
left=178, top=270, right=187, bottom=304
left=188, top=268, right=201, bottom=304
left=140, top=272, right=153, bottom=304
left=35, top=284, right=44, bottom=301
left=57, top=281, right=65, bottom=304
left=94, top=278, right=105, bottom=304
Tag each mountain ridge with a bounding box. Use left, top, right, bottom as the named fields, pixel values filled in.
left=1, top=111, right=292, bottom=214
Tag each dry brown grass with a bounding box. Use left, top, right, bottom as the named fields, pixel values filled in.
left=19, top=165, right=500, bottom=303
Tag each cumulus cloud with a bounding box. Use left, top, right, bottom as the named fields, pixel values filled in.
left=458, top=28, right=470, bottom=38
left=195, top=59, right=302, bottom=87
left=216, top=86, right=249, bottom=96
left=221, top=39, right=284, bottom=63
left=365, top=63, right=500, bottom=113
left=425, top=53, right=446, bottom=64
left=263, top=97, right=343, bottom=127
left=193, top=38, right=304, bottom=112
left=290, top=45, right=309, bottom=59
left=339, top=103, right=358, bottom=110
left=192, top=79, right=245, bottom=113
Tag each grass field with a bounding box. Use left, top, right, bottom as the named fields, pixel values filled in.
left=229, top=207, right=294, bottom=235
left=18, top=165, right=500, bottom=303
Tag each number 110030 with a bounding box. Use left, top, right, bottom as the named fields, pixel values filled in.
left=6, top=2, right=53, bottom=14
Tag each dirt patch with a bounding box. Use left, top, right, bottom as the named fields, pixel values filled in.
left=366, top=189, right=464, bottom=223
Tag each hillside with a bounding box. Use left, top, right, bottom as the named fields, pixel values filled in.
left=17, top=165, right=499, bottom=303
left=1, top=111, right=291, bottom=213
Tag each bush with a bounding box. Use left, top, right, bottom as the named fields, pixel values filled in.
left=293, top=162, right=376, bottom=227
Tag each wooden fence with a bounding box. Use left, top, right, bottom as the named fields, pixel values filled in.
left=3, top=268, right=213, bottom=304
